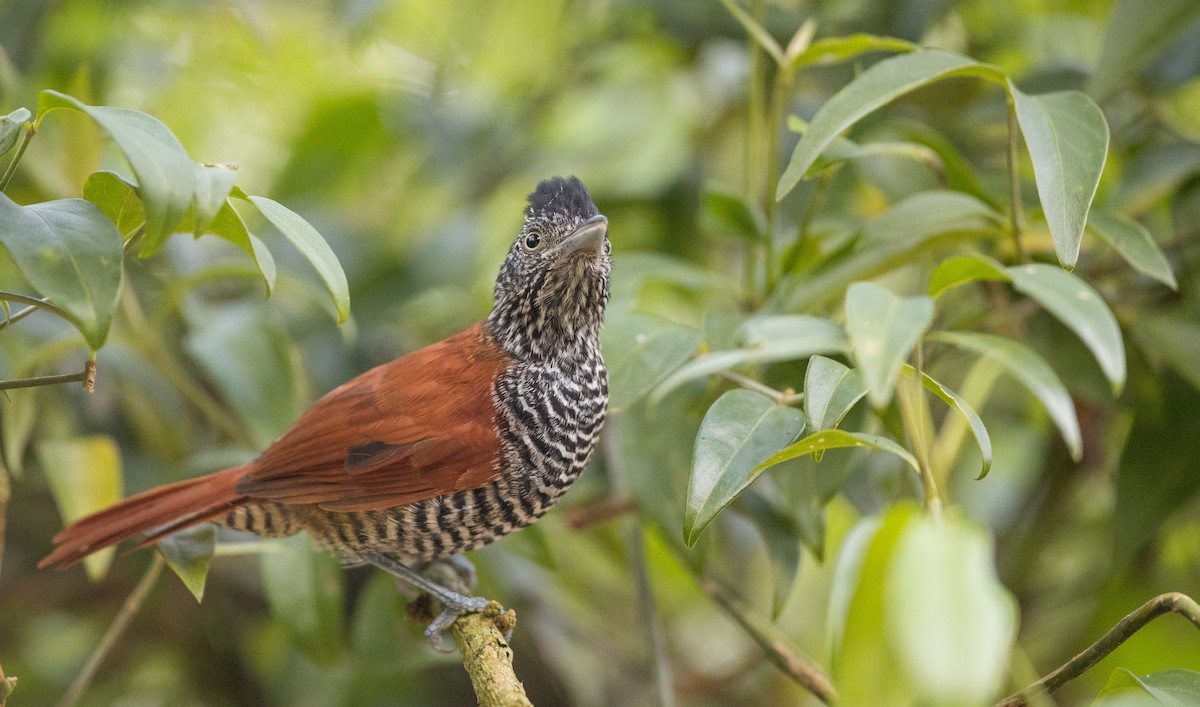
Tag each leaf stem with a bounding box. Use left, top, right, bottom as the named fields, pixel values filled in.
left=0, top=291, right=73, bottom=324
left=701, top=578, right=837, bottom=704
left=1005, top=98, right=1029, bottom=264
left=57, top=554, right=165, bottom=707
left=0, top=121, right=35, bottom=192
left=717, top=369, right=802, bottom=406
left=997, top=592, right=1200, bottom=706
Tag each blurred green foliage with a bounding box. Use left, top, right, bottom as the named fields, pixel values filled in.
left=1, top=0, right=1200, bottom=705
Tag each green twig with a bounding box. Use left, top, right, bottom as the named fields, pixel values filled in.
left=631, top=522, right=676, bottom=707
left=701, top=579, right=837, bottom=705
left=717, top=369, right=802, bottom=406
left=57, top=555, right=166, bottom=707
left=900, top=343, right=941, bottom=517
left=997, top=592, right=1200, bottom=706
left=0, top=122, right=35, bottom=192
left=1005, top=98, right=1028, bottom=264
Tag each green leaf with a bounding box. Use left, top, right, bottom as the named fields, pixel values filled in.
left=928, top=253, right=1010, bottom=297
left=191, top=163, right=239, bottom=237
left=900, top=365, right=993, bottom=479
left=261, top=534, right=345, bottom=664
left=701, top=186, right=763, bottom=241
left=1099, top=668, right=1200, bottom=705
left=788, top=34, right=917, bottom=71
left=684, top=389, right=805, bottom=546
left=0, top=195, right=124, bottom=349
left=844, top=282, right=935, bottom=408
left=718, top=0, right=783, bottom=65
left=38, top=436, right=123, bottom=581
left=929, top=331, right=1082, bottom=461
left=651, top=315, right=847, bottom=401
left=0, top=107, right=31, bottom=156
left=755, top=428, right=919, bottom=474
left=83, top=171, right=146, bottom=239
left=1087, top=209, right=1177, bottom=290
left=243, top=195, right=350, bottom=324
left=1006, top=263, right=1126, bottom=392
left=884, top=512, right=1018, bottom=703
left=37, top=91, right=195, bottom=253
left=189, top=201, right=277, bottom=296
left=804, top=355, right=868, bottom=432
left=157, top=524, right=216, bottom=602
left=777, top=49, right=1005, bottom=200
left=1091, top=0, right=1200, bottom=98
left=601, top=308, right=702, bottom=412
left=862, top=191, right=1004, bottom=243
left=1009, top=86, right=1109, bottom=269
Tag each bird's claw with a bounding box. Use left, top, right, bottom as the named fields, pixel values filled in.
left=423, top=594, right=491, bottom=652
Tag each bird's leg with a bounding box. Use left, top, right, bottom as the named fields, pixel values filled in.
left=363, top=552, right=492, bottom=652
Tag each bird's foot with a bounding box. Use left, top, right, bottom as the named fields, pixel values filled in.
left=363, top=552, right=504, bottom=651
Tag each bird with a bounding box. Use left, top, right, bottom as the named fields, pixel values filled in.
left=40, top=175, right=611, bottom=646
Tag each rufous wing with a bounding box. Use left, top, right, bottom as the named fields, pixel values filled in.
left=236, top=322, right=512, bottom=512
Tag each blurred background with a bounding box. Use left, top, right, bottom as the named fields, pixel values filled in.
left=1, top=0, right=1199, bottom=705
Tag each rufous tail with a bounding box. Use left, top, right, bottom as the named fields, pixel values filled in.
left=39, top=466, right=249, bottom=569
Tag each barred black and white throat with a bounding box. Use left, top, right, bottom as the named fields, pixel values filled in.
left=484, top=175, right=611, bottom=535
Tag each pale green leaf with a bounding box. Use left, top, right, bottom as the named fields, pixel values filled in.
left=900, top=365, right=992, bottom=479
left=0, top=107, right=31, bottom=156
left=38, top=436, right=123, bottom=581
left=1087, top=209, right=1177, bottom=290
left=928, top=253, right=1010, bottom=297
left=845, top=282, right=935, bottom=408
left=157, top=524, right=216, bottom=602
left=755, top=428, right=919, bottom=474
left=601, top=308, right=702, bottom=412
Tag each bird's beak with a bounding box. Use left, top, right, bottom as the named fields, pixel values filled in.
left=559, top=214, right=608, bottom=256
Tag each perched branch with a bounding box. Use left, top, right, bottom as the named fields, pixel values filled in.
left=450, top=605, right=531, bottom=707
left=702, top=579, right=838, bottom=705
left=998, top=592, right=1200, bottom=707
left=0, top=358, right=96, bottom=392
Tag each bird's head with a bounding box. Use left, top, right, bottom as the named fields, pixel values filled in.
left=488, top=176, right=611, bottom=360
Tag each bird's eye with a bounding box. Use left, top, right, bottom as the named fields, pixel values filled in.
left=523, top=232, right=542, bottom=251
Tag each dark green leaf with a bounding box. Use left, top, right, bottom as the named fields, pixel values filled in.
left=157, top=524, right=216, bottom=602
left=83, top=171, right=145, bottom=239
left=928, top=253, right=1010, bottom=297
left=803, top=355, right=868, bottom=461
left=652, top=316, right=847, bottom=401
left=1006, top=263, right=1125, bottom=392
left=1091, top=0, right=1200, bottom=98
left=684, top=389, right=805, bottom=547
left=929, top=331, right=1082, bottom=460
left=739, top=489, right=803, bottom=617
left=261, top=534, right=345, bottom=664
left=0, top=195, right=124, bottom=349
left=777, top=50, right=1006, bottom=200
left=38, top=436, right=123, bottom=581
left=601, top=308, right=702, bottom=412
left=0, top=107, right=31, bottom=156
left=1009, top=86, right=1109, bottom=269
left=1087, top=209, right=1177, bottom=290
left=755, top=428, right=919, bottom=474
left=899, top=365, right=992, bottom=479
left=37, top=90, right=195, bottom=253
left=244, top=195, right=350, bottom=324
left=844, top=282, right=935, bottom=408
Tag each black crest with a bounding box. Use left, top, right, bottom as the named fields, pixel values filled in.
left=525, top=176, right=598, bottom=221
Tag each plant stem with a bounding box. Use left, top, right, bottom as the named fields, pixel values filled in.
left=631, top=522, right=676, bottom=707
left=1005, top=98, right=1029, bottom=264
left=997, top=592, right=1200, bottom=707
left=0, top=122, right=35, bottom=192
left=901, top=344, right=941, bottom=517
left=701, top=579, right=837, bottom=705
left=449, top=605, right=532, bottom=707
left=0, top=303, right=42, bottom=332
left=762, top=68, right=791, bottom=297
left=0, top=366, right=93, bottom=391
left=0, top=467, right=8, bottom=581
left=717, top=369, right=803, bottom=406
left=743, top=0, right=767, bottom=299
left=57, top=554, right=165, bottom=707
